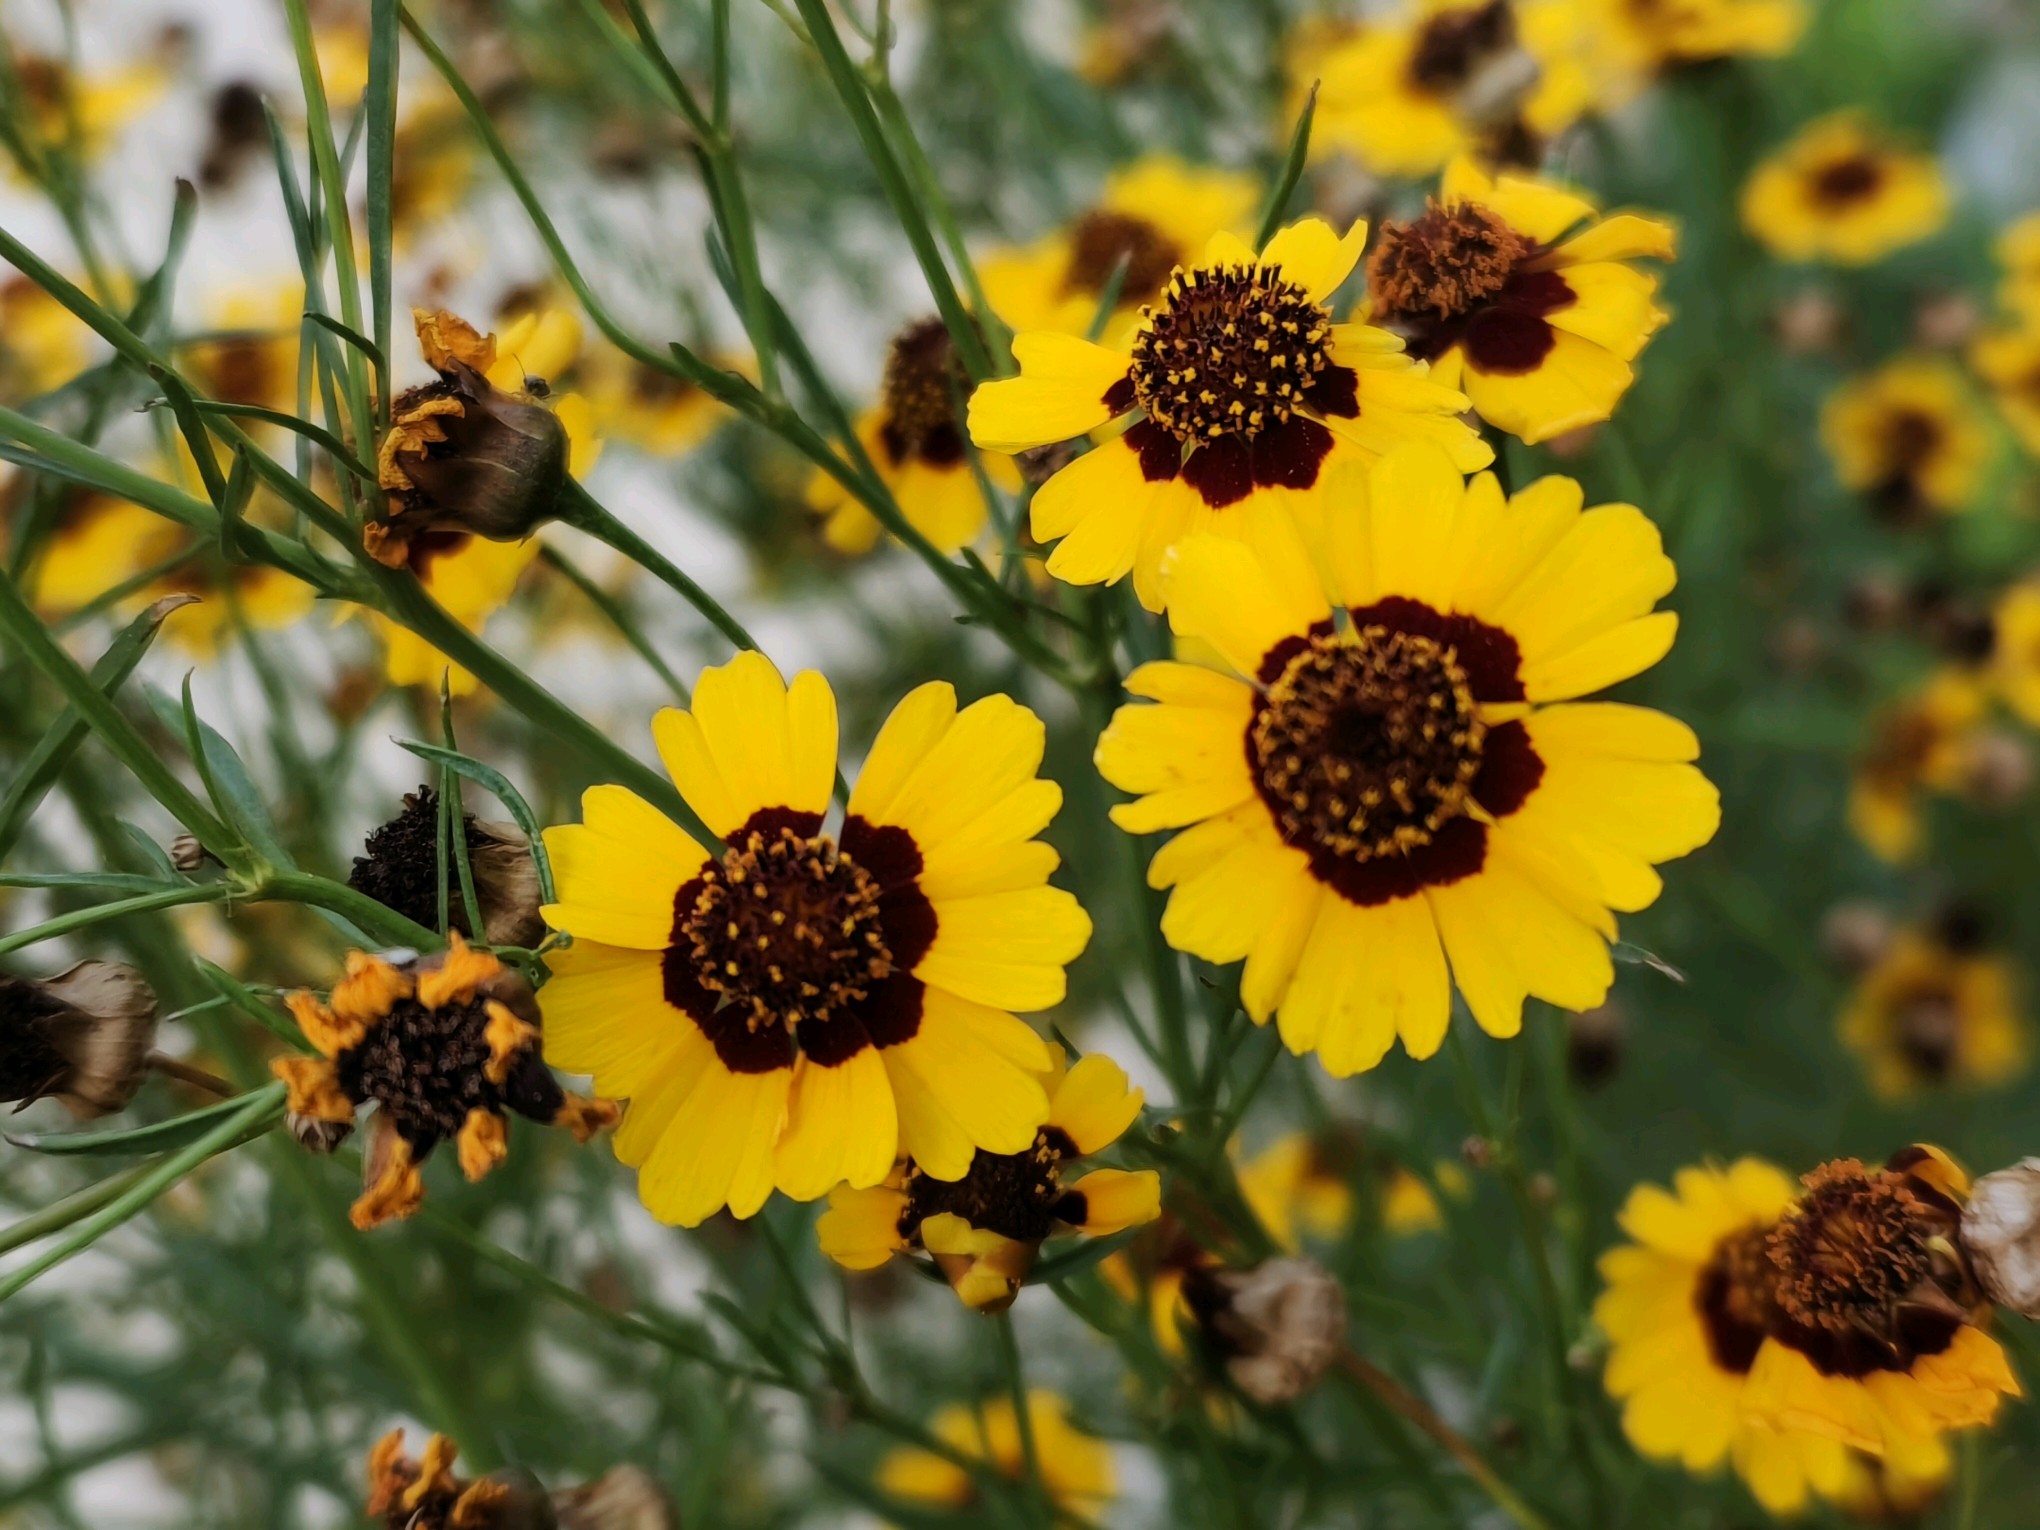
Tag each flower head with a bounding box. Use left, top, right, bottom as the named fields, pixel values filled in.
left=1821, top=355, right=1993, bottom=521
left=1365, top=157, right=1675, bottom=445
left=1584, top=0, right=1805, bottom=72
left=1848, top=670, right=1991, bottom=864
left=1, top=273, right=93, bottom=404
left=348, top=785, right=546, bottom=950
left=1971, top=320, right=2040, bottom=458
left=1309, top=1, right=1598, bottom=177
left=365, top=1430, right=674, bottom=1530
left=0, top=960, right=158, bottom=1118
left=538, top=651, right=1091, bottom=1226
left=274, top=935, right=617, bottom=1229
left=1596, top=1159, right=1857, bottom=1514
left=1995, top=213, right=2040, bottom=323
left=1840, top=917, right=2025, bottom=1098
left=809, top=317, right=1018, bottom=556
left=1095, top=443, right=1718, bottom=1075
left=1742, top=115, right=1950, bottom=267
left=978, top=156, right=1260, bottom=346
left=969, top=217, right=1490, bottom=611
left=1741, top=1147, right=2022, bottom=1471
left=876, top=1391, right=1114, bottom=1518
left=818, top=1046, right=1159, bottom=1311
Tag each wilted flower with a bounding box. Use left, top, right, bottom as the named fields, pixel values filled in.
left=1182, top=1256, right=1347, bottom=1404
left=366, top=308, right=574, bottom=568
left=366, top=1430, right=675, bottom=1530
left=1961, top=1160, right=2040, bottom=1321
left=0, top=960, right=158, bottom=1118
left=273, top=935, right=616, bottom=1229
left=348, top=785, right=545, bottom=949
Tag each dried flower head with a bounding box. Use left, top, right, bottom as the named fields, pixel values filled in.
left=0, top=961, right=158, bottom=1118
left=273, top=935, right=616, bottom=1229
left=366, top=308, right=571, bottom=570
left=1183, top=1256, right=1348, bottom=1404
left=1960, top=1160, right=2040, bottom=1320
left=349, top=785, right=545, bottom=949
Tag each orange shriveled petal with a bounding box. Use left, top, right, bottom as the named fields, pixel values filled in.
left=457, top=1107, right=509, bottom=1181
left=352, top=1128, right=426, bottom=1230
left=286, top=991, right=371, bottom=1059
left=553, top=1093, right=621, bottom=1142
left=330, top=950, right=413, bottom=1028
left=417, top=932, right=503, bottom=1010
left=482, top=1000, right=540, bottom=1085
left=413, top=306, right=496, bottom=374
left=405, top=1433, right=460, bottom=1512
left=272, top=1055, right=355, bottom=1122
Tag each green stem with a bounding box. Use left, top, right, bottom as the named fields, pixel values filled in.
left=993, top=1311, right=1049, bottom=1527
left=559, top=480, right=757, bottom=654
left=0, top=882, right=235, bottom=960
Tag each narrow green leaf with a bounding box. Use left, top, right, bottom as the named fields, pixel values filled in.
left=0, top=882, right=232, bottom=960
left=1255, top=80, right=1320, bottom=252
left=0, top=594, right=197, bottom=859
left=8, top=1092, right=267, bottom=1157
left=0, top=872, right=174, bottom=894
left=303, top=311, right=387, bottom=380
left=394, top=738, right=556, bottom=905
left=1035, top=1226, right=1139, bottom=1284
left=192, top=956, right=309, bottom=1050
left=366, top=0, right=398, bottom=435
left=145, top=682, right=294, bottom=871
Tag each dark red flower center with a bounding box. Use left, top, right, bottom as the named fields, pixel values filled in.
left=1129, top=263, right=1333, bottom=445
left=1061, top=210, right=1182, bottom=304
left=1407, top=0, right=1516, bottom=92
left=899, top=1126, right=1079, bottom=1244
left=1811, top=153, right=1887, bottom=208
left=879, top=317, right=971, bottom=467
left=1694, top=1224, right=1777, bottom=1375
left=1369, top=202, right=1535, bottom=325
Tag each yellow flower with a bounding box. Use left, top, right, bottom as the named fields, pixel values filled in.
left=1970, top=321, right=2040, bottom=457
left=1095, top=444, right=1718, bottom=1076
left=1238, top=1133, right=1357, bottom=1250
left=808, top=318, right=1019, bottom=556
left=537, top=652, right=1092, bottom=1227
left=818, top=1046, right=1159, bottom=1312
left=1990, top=578, right=2040, bottom=726
left=577, top=343, right=733, bottom=458
left=1827, top=1447, right=1951, bottom=1523
left=7, top=50, right=164, bottom=166
left=274, top=936, right=616, bottom=1230
left=1740, top=1147, right=2022, bottom=1473
left=876, top=1391, right=1114, bottom=1518
left=1820, top=355, right=1993, bottom=520
left=1308, top=1, right=1599, bottom=178
left=1365, top=156, right=1675, bottom=446
left=389, top=98, right=476, bottom=243
left=1581, top=0, right=1804, bottom=71
left=372, top=536, right=542, bottom=696
left=1847, top=669, right=1990, bottom=864
left=1596, top=1158, right=1857, bottom=1515
left=1994, top=212, right=2040, bottom=322
left=0, top=273, right=93, bottom=403
left=1742, top=115, right=1950, bottom=267
left=182, top=284, right=304, bottom=417
left=1840, top=922, right=2025, bottom=1098
left=967, top=216, right=1490, bottom=612
left=977, top=156, right=1260, bottom=347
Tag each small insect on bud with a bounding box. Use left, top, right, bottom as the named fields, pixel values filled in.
left=169, top=834, right=217, bottom=873
left=364, top=308, right=571, bottom=570
left=1184, top=1257, right=1348, bottom=1405
left=0, top=962, right=158, bottom=1118
left=1961, top=1160, right=2040, bottom=1320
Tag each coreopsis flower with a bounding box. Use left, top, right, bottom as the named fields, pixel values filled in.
left=0, top=273, right=92, bottom=403
left=1741, top=115, right=1950, bottom=267
left=366, top=307, right=593, bottom=568
left=1582, top=0, right=1804, bottom=71
left=1740, top=1147, right=2022, bottom=1469
left=578, top=343, right=731, bottom=457
left=1308, top=1, right=1596, bottom=177
left=1820, top=356, right=1993, bottom=521
left=1595, top=1159, right=1857, bottom=1514
left=1840, top=919, right=2025, bottom=1098
left=1094, top=444, right=1719, bottom=1076
left=1970, top=321, right=2040, bottom=456
left=1847, top=670, right=1991, bottom=864
left=1364, top=157, right=1675, bottom=446
left=966, top=217, right=1490, bottom=611
left=977, top=156, right=1260, bottom=346
left=6, top=49, right=164, bottom=167
left=1237, top=1133, right=1357, bottom=1250
left=388, top=98, right=476, bottom=246
left=1995, top=214, right=2040, bottom=322
left=0, top=961, right=157, bottom=1118
left=807, top=317, right=1019, bottom=556
left=273, top=935, right=617, bottom=1229
left=347, top=785, right=546, bottom=949
left=365, top=1430, right=676, bottom=1530
left=537, top=651, right=1091, bottom=1227
left=1990, top=578, right=2040, bottom=725
left=876, top=1391, right=1114, bottom=1519
left=181, top=284, right=302, bottom=416
left=816, top=1047, right=1160, bottom=1312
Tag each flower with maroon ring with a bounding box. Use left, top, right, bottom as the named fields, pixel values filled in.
left=966, top=215, right=1491, bottom=613
left=1741, top=114, right=1950, bottom=268
left=1365, top=156, right=1675, bottom=446
left=536, top=651, right=1092, bottom=1227
left=1094, top=442, right=1719, bottom=1075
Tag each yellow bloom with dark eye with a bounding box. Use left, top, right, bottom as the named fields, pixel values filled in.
left=1742, top=115, right=1950, bottom=267
left=7, top=50, right=164, bottom=167
left=968, top=217, right=1490, bottom=613
left=978, top=156, right=1260, bottom=347
left=1309, top=1, right=1598, bottom=178
left=273, top=935, right=618, bottom=1230
left=1238, top=1133, right=1356, bottom=1251
left=181, top=284, right=303, bottom=417
left=0, top=274, right=93, bottom=403
left=876, top=1391, right=1114, bottom=1518
left=1740, top=1147, right=2022, bottom=1471
left=577, top=343, right=735, bottom=458
left=1990, top=579, right=2040, bottom=726
left=1840, top=925, right=2025, bottom=1099
left=1366, top=156, right=1675, bottom=447
left=1970, top=321, right=2040, bottom=457
left=1993, top=214, right=2040, bottom=321
left=1095, top=445, right=1719, bottom=1076
left=1595, top=1159, right=1857, bottom=1515
left=808, top=318, right=1020, bottom=556
left=1821, top=356, right=1993, bottom=521
left=1582, top=0, right=1804, bottom=72
left=1847, top=670, right=1990, bottom=865
left=817, top=1047, right=1159, bottom=1312
left=537, top=651, right=1091, bottom=1228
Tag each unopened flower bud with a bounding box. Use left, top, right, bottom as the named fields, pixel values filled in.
left=1185, top=1256, right=1347, bottom=1404
left=169, top=834, right=215, bottom=873
left=1961, top=1160, right=2040, bottom=1319
left=1774, top=287, right=1845, bottom=355
left=350, top=785, right=545, bottom=947
left=1821, top=900, right=1896, bottom=971
left=0, top=961, right=158, bottom=1118
left=1461, top=1135, right=1493, bottom=1169
left=365, top=308, right=570, bottom=569
left=1913, top=291, right=1981, bottom=352
left=553, top=1466, right=678, bottom=1530
left=1963, top=729, right=2033, bottom=808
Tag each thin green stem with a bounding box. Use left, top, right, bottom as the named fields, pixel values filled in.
left=994, top=1312, right=1049, bottom=1527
